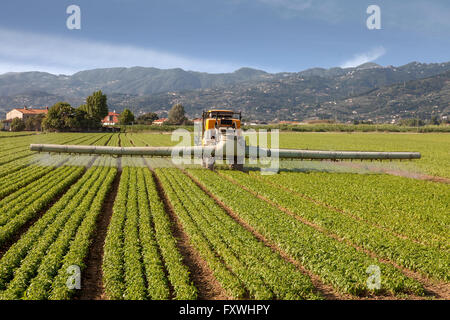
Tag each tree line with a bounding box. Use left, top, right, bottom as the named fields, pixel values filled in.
left=7, top=91, right=190, bottom=131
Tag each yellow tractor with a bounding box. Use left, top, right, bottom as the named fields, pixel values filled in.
left=199, top=110, right=244, bottom=170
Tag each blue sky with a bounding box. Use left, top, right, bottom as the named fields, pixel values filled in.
left=0, top=0, right=449, bottom=74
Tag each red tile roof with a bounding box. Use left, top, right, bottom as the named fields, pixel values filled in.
left=102, top=112, right=120, bottom=124
left=153, top=118, right=168, bottom=123
left=15, top=108, right=48, bottom=115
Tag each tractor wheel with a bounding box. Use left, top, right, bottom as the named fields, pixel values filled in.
left=230, top=163, right=244, bottom=171
left=202, top=158, right=215, bottom=170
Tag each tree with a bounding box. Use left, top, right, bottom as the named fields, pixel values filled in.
left=77, top=105, right=101, bottom=129
left=24, top=114, right=45, bottom=131
left=429, top=116, right=441, bottom=125
left=119, top=109, right=135, bottom=125
left=85, top=90, right=108, bottom=121
left=136, top=112, right=158, bottom=124
left=167, top=103, right=187, bottom=125
left=10, top=118, right=25, bottom=131
left=42, top=102, right=79, bottom=131
left=398, top=118, right=425, bottom=127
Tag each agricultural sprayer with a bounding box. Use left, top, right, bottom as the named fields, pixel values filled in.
left=30, top=110, right=421, bottom=170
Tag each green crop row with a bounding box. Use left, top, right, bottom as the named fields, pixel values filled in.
left=48, top=166, right=117, bottom=299
left=187, top=169, right=425, bottom=297
left=0, top=165, right=85, bottom=246
left=0, top=155, right=36, bottom=179
left=106, top=133, right=120, bottom=146
left=158, top=168, right=321, bottom=300
left=141, top=168, right=196, bottom=299
left=0, top=166, right=100, bottom=291
left=0, top=150, right=34, bottom=166
left=102, top=167, right=129, bottom=299
left=103, top=166, right=196, bottom=300
left=0, top=159, right=45, bottom=186
left=255, top=171, right=449, bottom=250
left=137, top=168, right=171, bottom=299
left=0, top=165, right=115, bottom=299
left=0, top=158, right=67, bottom=200
left=221, top=170, right=449, bottom=282
left=0, top=133, right=103, bottom=168
left=155, top=168, right=245, bottom=299
left=0, top=166, right=103, bottom=290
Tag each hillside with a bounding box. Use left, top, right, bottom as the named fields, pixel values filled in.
left=328, top=71, right=450, bottom=122
left=0, top=61, right=449, bottom=121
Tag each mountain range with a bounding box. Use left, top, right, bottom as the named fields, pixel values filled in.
left=0, top=61, right=449, bottom=122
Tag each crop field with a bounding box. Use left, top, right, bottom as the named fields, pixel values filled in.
left=0, top=131, right=448, bottom=300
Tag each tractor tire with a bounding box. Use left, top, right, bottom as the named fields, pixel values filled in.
left=230, top=163, right=244, bottom=171
left=202, top=158, right=215, bottom=170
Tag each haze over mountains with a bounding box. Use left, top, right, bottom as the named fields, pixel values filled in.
left=0, top=61, right=449, bottom=122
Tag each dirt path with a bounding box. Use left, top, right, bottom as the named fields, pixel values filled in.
left=149, top=166, right=230, bottom=300
left=78, top=158, right=122, bottom=300
left=183, top=169, right=351, bottom=300
left=215, top=171, right=448, bottom=300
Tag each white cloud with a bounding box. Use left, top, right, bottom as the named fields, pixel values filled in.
left=340, top=46, right=387, bottom=68
left=0, top=28, right=241, bottom=75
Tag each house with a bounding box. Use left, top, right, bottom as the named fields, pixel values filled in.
left=6, top=107, right=48, bottom=121
left=102, top=111, right=120, bottom=126
left=153, top=118, right=168, bottom=125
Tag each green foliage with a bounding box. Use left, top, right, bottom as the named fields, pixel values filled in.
left=85, top=90, right=108, bottom=121
left=10, top=118, right=25, bottom=132
left=103, top=165, right=196, bottom=300
left=42, top=101, right=103, bottom=131
left=136, top=112, right=158, bottom=124
left=167, top=103, right=187, bottom=125
left=398, top=118, right=425, bottom=127
left=0, top=163, right=116, bottom=299
left=156, top=168, right=320, bottom=299
left=24, top=114, right=44, bottom=131
left=42, top=102, right=77, bottom=131
left=118, top=109, right=135, bottom=125
left=223, top=170, right=449, bottom=281
left=188, top=169, right=425, bottom=297
left=0, top=166, right=85, bottom=247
